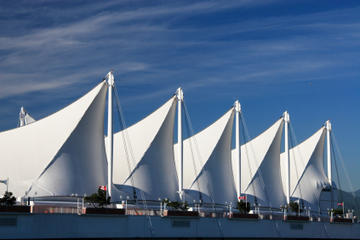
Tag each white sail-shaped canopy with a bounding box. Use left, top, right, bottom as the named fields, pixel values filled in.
left=280, top=127, right=328, bottom=209
left=18, top=107, right=36, bottom=127
left=175, top=108, right=236, bottom=204
left=111, top=96, right=178, bottom=201
left=232, top=118, right=285, bottom=208
left=0, top=81, right=108, bottom=198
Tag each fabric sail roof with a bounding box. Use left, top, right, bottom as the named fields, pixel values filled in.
left=175, top=108, right=236, bottom=204
left=111, top=96, right=178, bottom=201
left=232, top=118, right=285, bottom=208
left=280, top=127, right=328, bottom=209
left=0, top=78, right=330, bottom=208
left=0, top=81, right=108, bottom=198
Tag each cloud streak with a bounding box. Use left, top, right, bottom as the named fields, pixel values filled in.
left=1, top=1, right=360, bottom=115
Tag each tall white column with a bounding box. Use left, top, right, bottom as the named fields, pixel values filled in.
left=176, top=88, right=184, bottom=201
left=19, top=107, right=25, bottom=127
left=106, top=71, right=114, bottom=198
left=326, top=120, right=332, bottom=187
left=234, top=100, right=242, bottom=198
left=283, top=111, right=290, bottom=205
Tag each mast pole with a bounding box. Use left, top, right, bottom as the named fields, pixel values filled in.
left=176, top=88, right=184, bottom=201
left=283, top=111, right=291, bottom=205
left=106, top=71, right=114, bottom=199
left=326, top=120, right=332, bottom=187
left=234, top=100, right=242, bottom=198
left=19, top=107, right=25, bottom=127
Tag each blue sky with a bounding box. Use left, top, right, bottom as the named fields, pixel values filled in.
left=0, top=0, right=359, bottom=190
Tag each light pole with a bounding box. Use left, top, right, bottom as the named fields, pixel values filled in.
left=126, top=196, right=129, bottom=212
left=159, top=198, right=162, bottom=213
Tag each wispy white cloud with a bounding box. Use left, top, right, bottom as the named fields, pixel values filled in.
left=0, top=0, right=273, bottom=50
left=0, top=60, right=149, bottom=99
left=1, top=0, right=360, bottom=103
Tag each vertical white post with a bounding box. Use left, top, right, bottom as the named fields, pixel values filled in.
left=283, top=111, right=290, bottom=205
left=326, top=120, right=332, bottom=187
left=176, top=88, right=184, bottom=201
left=19, top=107, right=25, bottom=127
left=234, top=100, right=242, bottom=198
left=106, top=71, right=114, bottom=199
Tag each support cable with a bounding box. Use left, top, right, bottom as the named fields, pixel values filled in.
left=113, top=83, right=154, bottom=236
left=331, top=131, right=360, bottom=216
left=289, top=123, right=322, bottom=214
left=182, top=100, right=224, bottom=238
left=239, top=116, right=256, bottom=197
left=241, top=115, right=272, bottom=210
left=332, top=139, right=343, bottom=203
left=289, top=124, right=325, bottom=216
left=183, top=103, right=203, bottom=200
left=288, top=123, right=303, bottom=201
left=289, top=124, right=328, bottom=215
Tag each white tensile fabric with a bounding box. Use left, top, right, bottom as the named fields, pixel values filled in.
left=111, top=97, right=178, bottom=201
left=280, top=127, right=328, bottom=209
left=0, top=81, right=108, bottom=198
left=18, top=107, right=36, bottom=127
left=175, top=108, right=236, bottom=204
left=232, top=118, right=285, bottom=208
